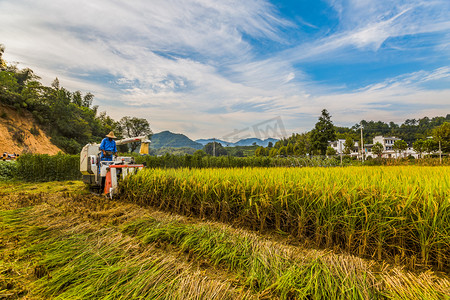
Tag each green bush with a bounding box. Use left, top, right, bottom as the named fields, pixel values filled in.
left=0, top=161, right=17, bottom=181
left=16, top=153, right=81, bottom=182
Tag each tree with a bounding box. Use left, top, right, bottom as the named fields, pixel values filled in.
left=310, top=109, right=336, bottom=155
left=412, top=139, right=425, bottom=158
left=372, top=142, right=384, bottom=158
left=119, top=116, right=152, bottom=152
left=287, top=143, right=294, bottom=155
left=98, top=112, right=121, bottom=136
left=204, top=142, right=227, bottom=156
left=393, top=140, right=408, bottom=158
left=343, top=136, right=354, bottom=155
left=326, top=146, right=336, bottom=156
left=293, top=133, right=311, bottom=155
left=193, top=149, right=207, bottom=157
left=234, top=149, right=244, bottom=157
left=432, top=122, right=450, bottom=153
left=267, top=141, right=273, bottom=148
left=423, top=139, right=438, bottom=155
left=269, top=148, right=278, bottom=157
left=255, top=146, right=265, bottom=157
left=0, top=44, right=6, bottom=70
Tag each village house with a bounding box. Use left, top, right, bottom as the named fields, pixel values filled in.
left=330, top=135, right=420, bottom=159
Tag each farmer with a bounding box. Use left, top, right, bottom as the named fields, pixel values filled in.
left=99, top=131, right=118, bottom=161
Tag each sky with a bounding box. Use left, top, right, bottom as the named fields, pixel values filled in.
left=1, top=0, right=449, bottom=141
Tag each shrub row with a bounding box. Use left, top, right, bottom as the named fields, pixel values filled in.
left=15, top=153, right=81, bottom=182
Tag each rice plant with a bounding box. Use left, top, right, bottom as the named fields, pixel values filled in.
left=120, top=166, right=450, bottom=271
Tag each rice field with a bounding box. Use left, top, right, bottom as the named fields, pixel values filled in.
left=1, top=184, right=449, bottom=299
left=120, top=166, right=450, bottom=271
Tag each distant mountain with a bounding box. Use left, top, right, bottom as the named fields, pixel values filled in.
left=150, top=131, right=278, bottom=150
left=196, top=137, right=278, bottom=147
left=195, top=138, right=235, bottom=147
left=151, top=131, right=203, bottom=149
left=234, top=138, right=278, bottom=147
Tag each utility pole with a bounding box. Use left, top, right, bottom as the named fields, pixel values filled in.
left=213, top=138, right=216, bottom=157
left=439, top=140, right=442, bottom=164
left=340, top=140, right=343, bottom=167
left=360, top=122, right=364, bottom=162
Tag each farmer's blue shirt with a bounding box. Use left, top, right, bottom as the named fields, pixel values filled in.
left=99, top=138, right=117, bottom=161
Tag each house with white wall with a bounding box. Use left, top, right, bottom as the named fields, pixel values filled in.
left=372, top=136, right=400, bottom=158
left=330, top=136, right=419, bottom=159
left=371, top=136, right=419, bottom=158
left=329, top=139, right=359, bottom=157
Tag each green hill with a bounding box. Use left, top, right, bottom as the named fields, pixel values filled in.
left=151, top=131, right=203, bottom=149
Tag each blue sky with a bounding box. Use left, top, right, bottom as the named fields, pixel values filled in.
left=0, top=0, right=449, bottom=140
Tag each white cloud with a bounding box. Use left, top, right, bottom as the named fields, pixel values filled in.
left=286, top=0, right=450, bottom=61
left=0, top=0, right=449, bottom=139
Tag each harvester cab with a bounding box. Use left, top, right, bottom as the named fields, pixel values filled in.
left=80, top=136, right=150, bottom=198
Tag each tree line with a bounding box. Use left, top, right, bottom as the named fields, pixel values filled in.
left=0, top=45, right=151, bottom=154
left=255, top=109, right=450, bottom=157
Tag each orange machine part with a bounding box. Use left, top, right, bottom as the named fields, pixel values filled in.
left=104, top=170, right=112, bottom=194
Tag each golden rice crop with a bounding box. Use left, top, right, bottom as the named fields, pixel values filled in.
left=120, top=166, right=450, bottom=271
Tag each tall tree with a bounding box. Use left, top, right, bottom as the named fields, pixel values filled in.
left=310, top=109, right=336, bottom=155
left=119, top=116, right=152, bottom=152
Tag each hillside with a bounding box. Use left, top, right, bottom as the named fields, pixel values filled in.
left=0, top=104, right=61, bottom=154
left=234, top=137, right=278, bottom=147
left=195, top=138, right=233, bottom=146
left=151, top=131, right=203, bottom=149
left=196, top=137, right=278, bottom=147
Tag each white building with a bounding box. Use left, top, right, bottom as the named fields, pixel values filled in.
left=371, top=136, right=419, bottom=158
left=330, top=136, right=419, bottom=159
left=329, top=139, right=359, bottom=157
left=372, top=136, right=400, bottom=158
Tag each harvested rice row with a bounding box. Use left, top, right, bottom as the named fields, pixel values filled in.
left=0, top=208, right=252, bottom=299
left=122, top=217, right=450, bottom=300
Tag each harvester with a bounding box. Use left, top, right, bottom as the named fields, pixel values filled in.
left=80, top=136, right=150, bottom=197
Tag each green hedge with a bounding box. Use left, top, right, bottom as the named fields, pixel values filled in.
left=15, top=153, right=81, bottom=182
left=134, top=154, right=343, bottom=168
left=0, top=161, right=18, bottom=181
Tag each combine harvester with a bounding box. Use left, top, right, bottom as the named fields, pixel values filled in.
left=80, top=136, right=150, bottom=198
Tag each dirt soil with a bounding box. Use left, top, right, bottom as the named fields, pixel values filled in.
left=0, top=104, right=61, bottom=155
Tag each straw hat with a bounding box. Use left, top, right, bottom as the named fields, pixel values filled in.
left=106, top=131, right=117, bottom=139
